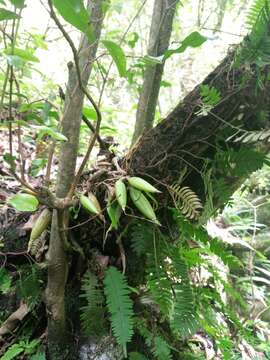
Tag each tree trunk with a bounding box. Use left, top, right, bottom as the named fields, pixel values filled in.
left=45, top=1, right=104, bottom=358
left=128, top=50, right=270, bottom=202
left=131, top=0, right=179, bottom=145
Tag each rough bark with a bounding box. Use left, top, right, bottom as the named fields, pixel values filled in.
left=128, top=51, right=270, bottom=198
left=131, top=0, right=179, bottom=145
left=45, top=1, right=105, bottom=358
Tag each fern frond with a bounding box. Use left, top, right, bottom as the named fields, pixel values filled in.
left=18, top=266, right=42, bottom=308
left=80, top=271, right=105, bottom=336
left=130, top=221, right=154, bottom=257
left=169, top=184, right=202, bottom=220
left=214, top=148, right=270, bottom=177
left=170, top=284, right=199, bottom=338
left=235, top=0, right=270, bottom=66
left=169, top=251, right=199, bottom=338
left=146, top=267, right=173, bottom=314
left=209, top=238, right=242, bottom=270
left=136, top=322, right=173, bottom=360
left=230, top=129, right=270, bottom=143
left=246, top=0, right=270, bottom=29
left=104, top=266, right=134, bottom=357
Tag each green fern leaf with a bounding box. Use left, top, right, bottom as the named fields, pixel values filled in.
left=130, top=221, right=154, bottom=256
left=214, top=148, right=270, bottom=177
left=235, top=0, right=270, bottom=66
left=80, top=271, right=105, bottom=336
left=0, top=268, right=12, bottom=294
left=169, top=252, right=199, bottom=338
left=18, top=266, right=42, bottom=308
left=230, top=129, right=270, bottom=143
left=147, top=268, right=173, bottom=314
left=170, top=284, right=199, bottom=338
left=152, top=336, right=173, bottom=360
left=104, top=266, right=134, bottom=357
left=209, top=238, right=242, bottom=270
left=136, top=322, right=173, bottom=360
left=169, top=185, right=202, bottom=220
left=0, top=343, right=25, bottom=360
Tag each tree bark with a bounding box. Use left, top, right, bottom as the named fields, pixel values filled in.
left=131, top=0, right=179, bottom=145
left=45, top=1, right=104, bottom=358
left=128, top=51, right=270, bottom=201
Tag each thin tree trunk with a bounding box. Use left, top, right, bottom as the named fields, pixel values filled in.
left=131, top=0, right=179, bottom=145
left=215, top=0, right=228, bottom=32
left=45, top=1, right=104, bottom=357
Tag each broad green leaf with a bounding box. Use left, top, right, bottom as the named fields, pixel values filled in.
left=82, top=106, right=97, bottom=120
left=107, top=201, right=121, bottom=230
left=9, top=0, right=25, bottom=8
left=164, top=31, right=207, bottom=60
left=52, top=0, right=94, bottom=42
left=8, top=193, right=39, bottom=212
left=5, top=47, right=39, bottom=62
left=103, top=40, right=127, bottom=77
left=0, top=7, right=20, bottom=21
left=35, top=125, right=68, bottom=141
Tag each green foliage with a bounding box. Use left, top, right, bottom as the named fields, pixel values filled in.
left=197, top=85, right=221, bottom=116
left=165, top=31, right=207, bottom=60
left=7, top=193, right=39, bottom=212
left=169, top=251, right=199, bottom=337
left=208, top=238, right=242, bottom=270
left=29, top=354, right=46, bottom=360
left=147, top=266, right=173, bottom=314
left=103, top=40, right=127, bottom=77
left=80, top=271, right=105, bottom=336
left=235, top=0, right=270, bottom=66
left=0, top=344, right=24, bottom=360
left=136, top=322, right=172, bottom=360
left=0, top=268, right=12, bottom=294
left=169, top=185, right=202, bottom=220
left=0, top=339, right=40, bottom=360
left=0, top=8, right=20, bottom=21
left=9, top=0, right=25, bottom=8
left=4, top=47, right=39, bottom=63
left=229, top=129, right=270, bottom=143
left=18, top=266, right=43, bottom=308
left=52, top=0, right=94, bottom=42
left=104, top=266, right=134, bottom=357
left=214, top=148, right=270, bottom=178
left=130, top=221, right=154, bottom=256
left=129, top=352, right=148, bottom=360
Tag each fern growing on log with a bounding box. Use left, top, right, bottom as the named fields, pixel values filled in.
left=214, top=148, right=270, bottom=177
left=235, top=0, right=270, bottom=66
left=130, top=221, right=154, bottom=257
left=169, top=250, right=199, bottom=337
left=80, top=271, right=105, bottom=336
left=104, top=266, right=134, bottom=357
left=229, top=129, right=270, bottom=143
left=146, top=266, right=173, bottom=314
left=169, top=184, right=202, bottom=220
left=136, top=321, right=173, bottom=360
